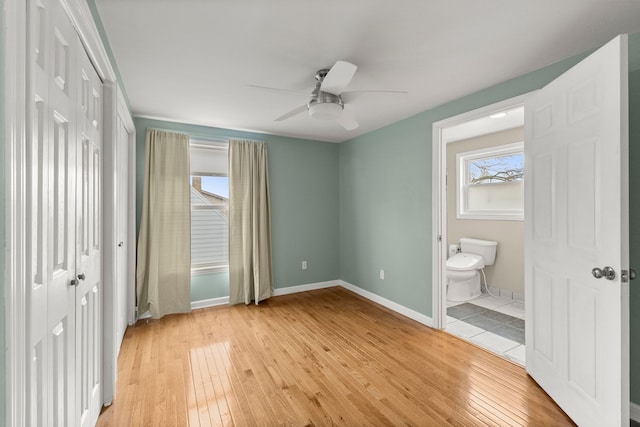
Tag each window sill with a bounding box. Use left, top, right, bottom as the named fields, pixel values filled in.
left=191, top=265, right=229, bottom=275
left=457, top=212, right=524, bottom=221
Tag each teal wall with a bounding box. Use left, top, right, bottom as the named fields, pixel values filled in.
left=339, top=114, right=431, bottom=314
left=340, top=34, right=640, bottom=405
left=134, top=118, right=340, bottom=301
left=338, top=53, right=589, bottom=315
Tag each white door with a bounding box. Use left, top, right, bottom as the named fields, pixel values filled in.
left=525, top=35, right=629, bottom=426
left=115, top=115, right=130, bottom=347
left=76, top=45, right=103, bottom=427
left=27, top=0, right=79, bottom=423
left=27, top=0, right=103, bottom=425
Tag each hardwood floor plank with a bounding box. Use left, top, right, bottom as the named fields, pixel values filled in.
left=98, top=287, right=574, bottom=426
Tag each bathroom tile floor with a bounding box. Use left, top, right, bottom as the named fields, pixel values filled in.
left=446, top=293, right=526, bottom=365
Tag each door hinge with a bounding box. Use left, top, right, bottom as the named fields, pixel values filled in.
left=438, top=235, right=442, bottom=242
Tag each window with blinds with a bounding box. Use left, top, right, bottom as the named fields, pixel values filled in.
left=190, top=139, right=229, bottom=273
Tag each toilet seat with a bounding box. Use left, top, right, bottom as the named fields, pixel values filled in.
left=446, top=253, right=484, bottom=271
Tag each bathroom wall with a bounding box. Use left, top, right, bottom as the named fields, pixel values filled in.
left=447, top=127, right=525, bottom=298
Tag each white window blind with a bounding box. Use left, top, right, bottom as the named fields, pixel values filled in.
left=190, top=139, right=229, bottom=273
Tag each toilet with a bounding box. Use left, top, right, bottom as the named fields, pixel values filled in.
left=446, top=237, right=497, bottom=302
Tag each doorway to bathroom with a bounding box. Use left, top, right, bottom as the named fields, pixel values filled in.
left=431, top=95, right=527, bottom=365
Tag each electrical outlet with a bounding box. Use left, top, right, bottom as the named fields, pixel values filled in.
left=302, top=260, right=308, bottom=270
left=380, top=269, right=384, bottom=280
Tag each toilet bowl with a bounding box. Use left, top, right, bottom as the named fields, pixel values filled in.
left=446, top=253, right=484, bottom=301
left=446, top=238, right=497, bottom=302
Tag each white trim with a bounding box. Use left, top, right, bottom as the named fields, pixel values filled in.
left=630, top=402, right=640, bottom=422
left=120, top=89, right=137, bottom=327
left=457, top=141, right=524, bottom=221
left=101, top=83, right=136, bottom=406
left=431, top=94, right=529, bottom=331
left=145, top=281, right=339, bottom=315
left=101, top=82, right=119, bottom=407
left=191, top=265, right=229, bottom=276
left=190, top=138, right=228, bottom=150
left=59, top=0, right=116, bottom=82
left=431, top=120, right=447, bottom=330
left=5, top=0, right=28, bottom=424
left=273, top=280, right=339, bottom=296
left=191, top=296, right=230, bottom=310
left=188, top=279, right=434, bottom=331
left=133, top=114, right=282, bottom=140
left=339, top=281, right=433, bottom=327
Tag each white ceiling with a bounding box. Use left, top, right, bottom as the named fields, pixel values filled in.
left=94, top=1, right=640, bottom=143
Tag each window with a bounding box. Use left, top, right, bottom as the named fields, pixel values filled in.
left=190, top=140, right=229, bottom=273
left=457, top=142, right=524, bottom=220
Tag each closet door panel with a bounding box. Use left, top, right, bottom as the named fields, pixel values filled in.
left=27, top=0, right=50, bottom=424
left=76, top=46, right=103, bottom=427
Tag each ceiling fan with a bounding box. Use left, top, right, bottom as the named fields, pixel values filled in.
left=250, top=61, right=407, bottom=131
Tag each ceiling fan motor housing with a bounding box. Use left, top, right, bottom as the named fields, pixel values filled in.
left=308, top=76, right=344, bottom=120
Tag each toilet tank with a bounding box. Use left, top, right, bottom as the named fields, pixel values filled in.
left=459, top=237, right=497, bottom=266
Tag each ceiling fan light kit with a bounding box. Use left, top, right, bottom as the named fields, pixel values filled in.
left=308, top=102, right=343, bottom=120
left=308, top=90, right=344, bottom=120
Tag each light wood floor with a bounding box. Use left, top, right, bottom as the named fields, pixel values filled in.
left=97, top=287, right=574, bottom=426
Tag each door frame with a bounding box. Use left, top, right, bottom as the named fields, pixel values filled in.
left=4, top=0, right=126, bottom=423
left=430, top=94, right=529, bottom=330
left=102, top=83, right=136, bottom=405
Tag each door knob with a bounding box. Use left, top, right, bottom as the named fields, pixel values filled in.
left=77, top=273, right=86, bottom=281
left=70, top=279, right=78, bottom=286
left=592, top=266, right=616, bottom=280
left=631, top=268, right=637, bottom=280
left=118, top=241, right=124, bottom=247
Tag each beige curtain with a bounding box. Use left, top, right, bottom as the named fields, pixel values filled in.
left=229, top=139, right=274, bottom=305
left=136, top=129, right=191, bottom=319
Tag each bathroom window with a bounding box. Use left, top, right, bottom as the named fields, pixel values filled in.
left=457, top=142, right=524, bottom=220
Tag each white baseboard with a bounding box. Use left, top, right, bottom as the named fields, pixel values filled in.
left=631, top=401, right=640, bottom=422
left=338, top=280, right=433, bottom=327
left=186, top=281, right=339, bottom=312
left=191, top=296, right=229, bottom=310
left=273, top=280, right=339, bottom=296
left=136, top=296, right=230, bottom=320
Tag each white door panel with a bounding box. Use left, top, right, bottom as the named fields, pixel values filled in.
left=37, top=0, right=78, bottom=424
left=76, top=46, right=103, bottom=427
left=525, top=35, right=629, bottom=426
left=27, top=0, right=51, bottom=424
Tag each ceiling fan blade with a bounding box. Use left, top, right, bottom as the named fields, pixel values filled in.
left=249, top=85, right=309, bottom=96
left=337, top=107, right=359, bottom=131
left=275, top=104, right=308, bottom=122
left=320, top=61, right=358, bottom=95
